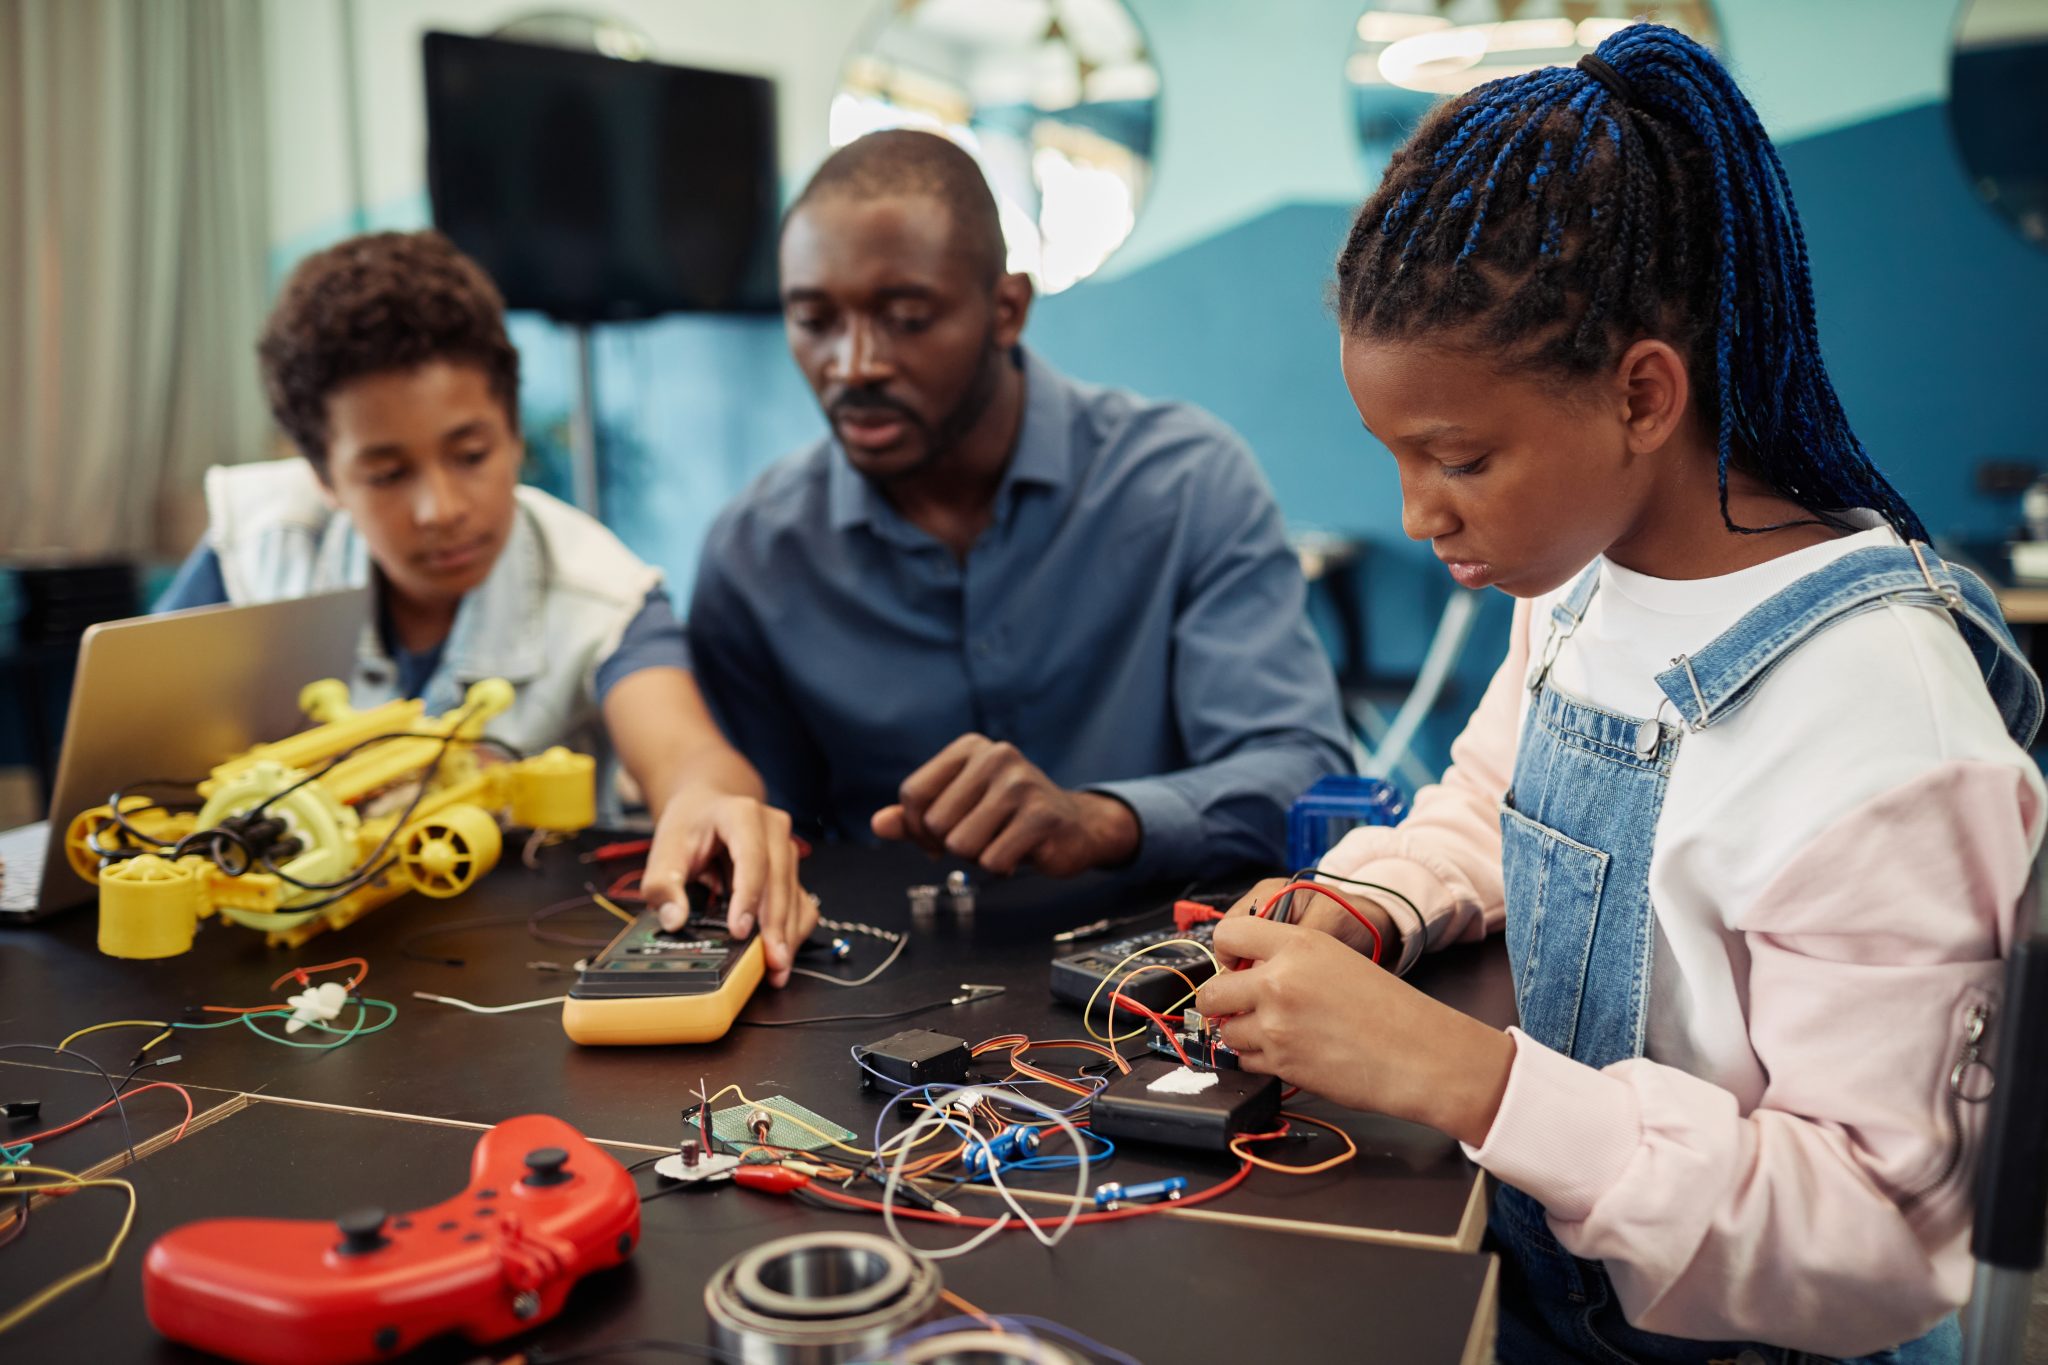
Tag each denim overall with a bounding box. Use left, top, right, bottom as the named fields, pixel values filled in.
left=1490, top=543, right=2042, bottom=1365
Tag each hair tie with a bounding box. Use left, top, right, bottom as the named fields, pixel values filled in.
left=1577, top=53, right=1635, bottom=104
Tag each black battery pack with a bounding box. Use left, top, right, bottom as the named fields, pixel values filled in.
left=854, top=1029, right=973, bottom=1090
left=1088, top=1057, right=1280, bottom=1152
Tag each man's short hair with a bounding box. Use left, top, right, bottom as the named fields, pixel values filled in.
left=785, top=130, right=1008, bottom=285
left=257, top=230, right=520, bottom=466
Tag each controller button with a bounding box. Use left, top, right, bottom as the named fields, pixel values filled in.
left=438, top=1220, right=458, bottom=1232
left=335, top=1208, right=390, bottom=1256
left=476, top=1188, right=498, bottom=1199
left=477, top=1207, right=496, bottom=1217
left=462, top=1232, right=483, bottom=1243
left=374, top=1326, right=399, bottom=1353
left=392, top=1218, right=412, bottom=1230
left=521, top=1147, right=572, bottom=1187
left=617, top=1232, right=632, bottom=1255
left=512, top=1290, right=541, bottom=1320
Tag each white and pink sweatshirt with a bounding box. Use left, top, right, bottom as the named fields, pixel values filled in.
left=1321, top=523, right=2045, bottom=1355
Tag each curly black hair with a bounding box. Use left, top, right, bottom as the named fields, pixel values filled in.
left=1334, top=25, right=1922, bottom=541
left=257, top=230, right=521, bottom=466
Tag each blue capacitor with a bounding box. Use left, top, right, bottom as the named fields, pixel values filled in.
left=962, top=1124, right=1043, bottom=1177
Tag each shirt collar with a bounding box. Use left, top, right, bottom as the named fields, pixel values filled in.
left=824, top=346, right=1074, bottom=537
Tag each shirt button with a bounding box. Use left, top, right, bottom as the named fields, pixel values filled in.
left=1633, top=721, right=1660, bottom=757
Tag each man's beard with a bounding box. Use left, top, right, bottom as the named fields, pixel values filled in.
left=835, top=334, right=1007, bottom=484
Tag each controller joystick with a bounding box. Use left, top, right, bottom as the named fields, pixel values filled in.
left=522, top=1146, right=571, bottom=1186
left=143, top=1115, right=638, bottom=1365
left=333, top=1209, right=390, bottom=1256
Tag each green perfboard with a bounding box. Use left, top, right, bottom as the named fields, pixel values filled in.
left=707, top=1094, right=856, bottom=1153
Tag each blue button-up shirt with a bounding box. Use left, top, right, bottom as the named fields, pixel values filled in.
left=689, top=349, right=1351, bottom=880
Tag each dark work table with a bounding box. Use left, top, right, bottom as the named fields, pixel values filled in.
left=2, top=837, right=1516, bottom=1251
left=0, top=1099, right=1498, bottom=1364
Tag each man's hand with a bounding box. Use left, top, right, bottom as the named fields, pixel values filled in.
left=1195, top=915, right=1512, bottom=1145
left=1213, top=877, right=1401, bottom=970
left=643, top=790, right=815, bottom=987
left=870, top=734, right=1139, bottom=877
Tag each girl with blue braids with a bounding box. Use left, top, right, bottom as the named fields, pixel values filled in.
left=1195, top=25, right=2044, bottom=1362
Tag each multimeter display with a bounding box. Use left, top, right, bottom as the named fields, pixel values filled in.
left=569, top=914, right=744, bottom=999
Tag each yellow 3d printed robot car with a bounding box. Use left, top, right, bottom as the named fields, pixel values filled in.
left=69, top=678, right=594, bottom=958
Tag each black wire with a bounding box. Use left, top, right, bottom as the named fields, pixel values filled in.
left=0, top=1045, right=137, bottom=1167
left=256, top=718, right=475, bottom=893
left=528, top=1340, right=739, bottom=1364
left=0, top=1190, right=27, bottom=1252
left=736, top=997, right=964, bottom=1029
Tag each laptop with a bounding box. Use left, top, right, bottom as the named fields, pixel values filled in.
left=0, top=588, right=368, bottom=922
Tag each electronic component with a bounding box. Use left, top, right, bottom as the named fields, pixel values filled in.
left=1087, top=1057, right=1281, bottom=1152
left=1092, top=1176, right=1188, bottom=1210
left=854, top=1029, right=972, bottom=1091
left=1147, top=1024, right=1243, bottom=1071
left=560, top=897, right=765, bottom=1046
left=2, top=1100, right=41, bottom=1122
left=1049, top=919, right=1217, bottom=1013
left=961, top=1125, right=1041, bottom=1177
left=707, top=1096, right=856, bottom=1154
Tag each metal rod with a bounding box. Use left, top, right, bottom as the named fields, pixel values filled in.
left=568, top=326, right=601, bottom=516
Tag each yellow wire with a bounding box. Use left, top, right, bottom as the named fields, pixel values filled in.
left=1081, top=938, right=1221, bottom=1046
left=698, top=1082, right=955, bottom=1161
left=0, top=1165, right=138, bottom=1334
left=590, top=892, right=637, bottom=926
left=1228, top=1110, right=1360, bottom=1176
left=55, top=1020, right=174, bottom=1055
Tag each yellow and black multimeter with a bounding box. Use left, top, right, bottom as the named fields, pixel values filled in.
left=560, top=888, right=765, bottom=1045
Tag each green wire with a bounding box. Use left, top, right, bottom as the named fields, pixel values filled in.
left=168, top=998, right=398, bottom=1049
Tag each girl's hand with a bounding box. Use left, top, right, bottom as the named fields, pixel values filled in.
left=1196, top=915, right=1515, bottom=1146
left=1213, top=878, right=1402, bottom=969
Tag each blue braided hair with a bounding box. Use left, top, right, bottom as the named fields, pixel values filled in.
left=1334, top=24, right=1925, bottom=542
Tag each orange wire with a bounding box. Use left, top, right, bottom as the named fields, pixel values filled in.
left=1229, top=1110, right=1359, bottom=1175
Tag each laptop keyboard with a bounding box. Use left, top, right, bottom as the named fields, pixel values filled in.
left=0, top=823, right=50, bottom=911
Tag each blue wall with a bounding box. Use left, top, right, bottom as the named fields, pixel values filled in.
left=522, top=95, right=2048, bottom=772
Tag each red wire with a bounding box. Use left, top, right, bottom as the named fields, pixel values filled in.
left=1257, top=881, right=1382, bottom=963
left=268, top=957, right=369, bottom=993
left=27, top=1082, right=195, bottom=1144
left=1107, top=991, right=1192, bottom=1067
left=803, top=1160, right=1255, bottom=1228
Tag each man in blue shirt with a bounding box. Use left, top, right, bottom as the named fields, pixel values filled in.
left=689, top=131, right=1350, bottom=882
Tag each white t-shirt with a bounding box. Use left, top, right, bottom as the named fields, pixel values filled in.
left=1526, top=515, right=2034, bottom=1105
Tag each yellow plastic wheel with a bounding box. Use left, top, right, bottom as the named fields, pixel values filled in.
left=97, top=854, right=205, bottom=959
left=398, top=805, right=503, bottom=898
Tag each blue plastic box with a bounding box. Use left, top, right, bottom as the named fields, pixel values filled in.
left=1286, top=774, right=1408, bottom=873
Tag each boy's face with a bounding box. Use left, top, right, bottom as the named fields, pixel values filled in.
left=1340, top=334, right=1650, bottom=600
left=315, top=361, right=522, bottom=608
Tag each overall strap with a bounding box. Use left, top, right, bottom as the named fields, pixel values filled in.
left=1654, top=543, right=2043, bottom=748
left=1528, top=562, right=1603, bottom=696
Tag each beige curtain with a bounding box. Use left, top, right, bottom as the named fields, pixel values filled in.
left=0, top=0, right=271, bottom=558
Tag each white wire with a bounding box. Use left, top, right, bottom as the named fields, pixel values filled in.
left=410, top=991, right=567, bottom=1014
left=786, top=919, right=908, bottom=988
left=880, top=1086, right=1087, bottom=1261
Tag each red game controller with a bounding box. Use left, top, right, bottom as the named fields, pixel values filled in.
left=142, top=1114, right=639, bottom=1365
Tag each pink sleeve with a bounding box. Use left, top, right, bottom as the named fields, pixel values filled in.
left=1467, top=761, right=2042, bottom=1355
left=1317, top=597, right=1528, bottom=973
